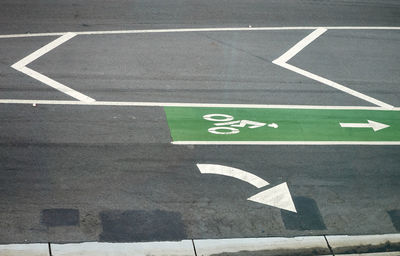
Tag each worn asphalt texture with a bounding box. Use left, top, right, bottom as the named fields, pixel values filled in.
left=0, top=0, right=399, bottom=243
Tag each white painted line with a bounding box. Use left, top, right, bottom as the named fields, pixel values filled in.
left=0, top=27, right=317, bottom=39
left=0, top=32, right=66, bottom=39
left=3, top=27, right=398, bottom=107
left=173, top=141, right=400, bottom=145
left=76, top=27, right=317, bottom=36
left=274, top=28, right=327, bottom=64
left=1, top=26, right=400, bottom=39
left=0, top=243, right=48, bottom=256
left=275, top=62, right=394, bottom=109
left=0, top=99, right=396, bottom=110
left=51, top=241, right=194, bottom=256
left=197, top=164, right=269, bottom=188
left=273, top=29, right=394, bottom=109
left=325, top=26, right=400, bottom=30
left=16, top=67, right=96, bottom=102
left=11, top=32, right=76, bottom=69
left=11, top=33, right=95, bottom=102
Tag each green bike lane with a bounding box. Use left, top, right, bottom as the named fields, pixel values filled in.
left=164, top=107, right=400, bottom=144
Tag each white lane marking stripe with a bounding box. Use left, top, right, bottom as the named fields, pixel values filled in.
left=325, top=26, right=400, bottom=30
left=272, top=29, right=394, bottom=109
left=173, top=141, right=400, bottom=145
left=197, top=164, right=269, bottom=188
left=275, top=62, right=394, bottom=109
left=16, top=67, right=96, bottom=103
left=0, top=99, right=396, bottom=110
left=77, top=27, right=317, bottom=35
left=11, top=32, right=77, bottom=69
left=1, top=27, right=400, bottom=38
left=10, top=33, right=95, bottom=102
left=274, top=28, right=327, bottom=63
left=0, top=32, right=66, bottom=39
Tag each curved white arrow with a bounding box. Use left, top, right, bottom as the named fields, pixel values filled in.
left=340, top=120, right=389, bottom=132
left=196, top=164, right=297, bottom=213
left=197, top=164, right=269, bottom=188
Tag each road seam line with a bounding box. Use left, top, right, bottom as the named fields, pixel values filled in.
left=191, top=239, right=198, bottom=256
left=272, top=28, right=394, bottom=109
left=323, top=235, right=336, bottom=256
left=48, top=242, right=52, bottom=256
left=10, top=32, right=95, bottom=102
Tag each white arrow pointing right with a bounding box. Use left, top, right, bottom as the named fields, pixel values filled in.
left=247, top=182, right=297, bottom=213
left=197, top=164, right=297, bottom=212
left=340, top=120, right=390, bottom=132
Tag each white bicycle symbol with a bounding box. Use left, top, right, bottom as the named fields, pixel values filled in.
left=203, top=114, right=278, bottom=135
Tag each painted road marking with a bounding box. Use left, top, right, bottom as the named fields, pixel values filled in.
left=197, top=164, right=269, bottom=188
left=173, top=141, right=400, bottom=145
left=11, top=33, right=95, bottom=102
left=2, top=27, right=399, bottom=109
left=215, top=120, right=267, bottom=129
left=274, top=28, right=328, bottom=64
left=203, top=114, right=269, bottom=135
left=273, top=28, right=394, bottom=109
left=1, top=99, right=393, bottom=110
left=196, top=164, right=296, bottom=212
left=340, top=120, right=390, bottom=132
left=1, top=27, right=400, bottom=39
left=165, top=107, right=400, bottom=144
left=247, top=182, right=297, bottom=213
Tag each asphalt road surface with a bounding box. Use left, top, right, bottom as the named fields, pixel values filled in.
left=0, top=0, right=400, bottom=243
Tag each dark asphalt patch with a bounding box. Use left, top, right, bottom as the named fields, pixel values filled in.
left=99, top=210, right=186, bottom=242
left=281, top=197, right=326, bottom=230
left=388, top=210, right=400, bottom=232
left=41, top=209, right=80, bottom=227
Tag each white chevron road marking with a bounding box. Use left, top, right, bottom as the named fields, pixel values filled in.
left=11, top=32, right=95, bottom=102
left=272, top=28, right=394, bottom=109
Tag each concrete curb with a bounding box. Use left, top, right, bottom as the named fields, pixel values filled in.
left=194, top=236, right=329, bottom=255
left=51, top=240, right=194, bottom=256
left=326, top=234, right=400, bottom=255
left=0, top=243, right=49, bottom=256
left=1, top=234, right=399, bottom=256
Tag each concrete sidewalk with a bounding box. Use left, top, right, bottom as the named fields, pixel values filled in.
left=1, top=233, right=399, bottom=256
